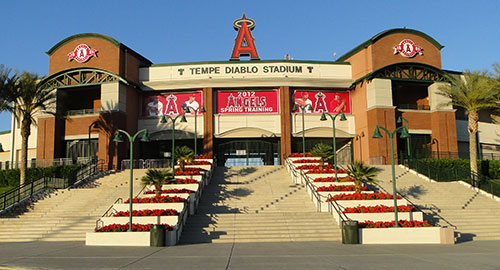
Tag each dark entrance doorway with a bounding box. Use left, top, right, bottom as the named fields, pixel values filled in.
left=216, top=138, right=280, bottom=166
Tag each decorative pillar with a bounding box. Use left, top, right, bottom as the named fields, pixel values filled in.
left=279, top=86, right=292, bottom=163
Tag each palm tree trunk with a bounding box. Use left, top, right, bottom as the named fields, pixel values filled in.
left=319, top=158, right=324, bottom=170
left=19, top=116, right=31, bottom=187
left=155, top=183, right=162, bottom=197
left=468, top=111, right=479, bottom=175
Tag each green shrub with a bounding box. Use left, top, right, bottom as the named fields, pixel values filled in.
left=0, top=164, right=83, bottom=187
left=418, top=158, right=500, bottom=179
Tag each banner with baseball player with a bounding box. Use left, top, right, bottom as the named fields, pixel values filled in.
left=293, top=90, right=351, bottom=114
left=143, top=91, right=203, bottom=117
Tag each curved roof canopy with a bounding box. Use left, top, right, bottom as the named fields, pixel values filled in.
left=39, top=67, right=131, bottom=90
left=350, top=62, right=451, bottom=87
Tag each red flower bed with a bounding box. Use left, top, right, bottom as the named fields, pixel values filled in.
left=288, top=153, right=312, bottom=157
left=317, top=185, right=367, bottom=192
left=187, top=160, right=212, bottom=165
left=172, top=178, right=198, bottom=184
left=326, top=192, right=402, bottom=201
left=124, top=196, right=186, bottom=203
left=296, top=164, right=333, bottom=170
left=112, top=209, right=179, bottom=217
left=305, top=168, right=347, bottom=174
left=358, top=220, right=431, bottom=228
left=292, top=159, right=321, bottom=164
left=313, top=176, right=354, bottom=182
left=144, top=188, right=194, bottom=194
left=196, top=155, right=212, bottom=159
left=175, top=167, right=205, bottom=175
left=343, top=205, right=414, bottom=213
left=95, top=223, right=174, bottom=232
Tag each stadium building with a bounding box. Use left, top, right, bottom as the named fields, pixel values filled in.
left=0, top=15, right=499, bottom=169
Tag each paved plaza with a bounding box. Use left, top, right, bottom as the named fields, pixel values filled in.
left=0, top=240, right=498, bottom=269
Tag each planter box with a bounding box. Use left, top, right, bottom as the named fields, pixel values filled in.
left=335, top=199, right=408, bottom=209
left=194, top=158, right=213, bottom=164
left=86, top=229, right=179, bottom=246
left=332, top=211, right=424, bottom=223
left=161, top=183, right=199, bottom=192
left=306, top=173, right=349, bottom=180
left=174, top=175, right=203, bottom=182
left=304, top=181, right=356, bottom=198
left=287, top=157, right=320, bottom=162
left=99, top=216, right=180, bottom=227
left=314, top=192, right=376, bottom=212
left=113, top=202, right=185, bottom=212
left=289, top=162, right=322, bottom=169
left=175, top=165, right=212, bottom=171
left=140, top=193, right=197, bottom=215
left=359, top=227, right=455, bottom=244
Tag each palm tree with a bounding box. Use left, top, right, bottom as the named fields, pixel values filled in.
left=309, top=143, right=333, bottom=169
left=141, top=168, right=175, bottom=196
left=175, top=146, right=194, bottom=171
left=438, top=71, right=500, bottom=174
left=0, top=66, right=55, bottom=186
left=346, top=161, right=379, bottom=193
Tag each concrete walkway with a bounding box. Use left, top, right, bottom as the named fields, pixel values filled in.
left=0, top=240, right=499, bottom=269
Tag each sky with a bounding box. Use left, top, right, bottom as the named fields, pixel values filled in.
left=0, top=0, right=499, bottom=131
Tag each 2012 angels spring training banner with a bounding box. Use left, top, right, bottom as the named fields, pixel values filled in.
left=217, top=89, right=279, bottom=114
left=293, top=90, right=351, bottom=114
left=143, top=91, right=203, bottom=116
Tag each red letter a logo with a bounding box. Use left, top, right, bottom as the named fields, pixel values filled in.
left=230, top=14, right=260, bottom=61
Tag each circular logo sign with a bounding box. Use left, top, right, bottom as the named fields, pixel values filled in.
left=393, top=39, right=423, bottom=58
left=67, top=44, right=98, bottom=63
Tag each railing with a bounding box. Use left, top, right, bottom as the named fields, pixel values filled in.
left=403, top=158, right=500, bottom=197
left=65, top=108, right=100, bottom=116
left=398, top=104, right=430, bottom=110
left=145, top=159, right=171, bottom=169
left=0, top=159, right=102, bottom=213
left=120, top=159, right=173, bottom=170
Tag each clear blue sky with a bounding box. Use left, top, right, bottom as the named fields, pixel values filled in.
left=0, top=0, right=499, bottom=131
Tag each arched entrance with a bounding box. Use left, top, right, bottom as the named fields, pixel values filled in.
left=216, top=139, right=280, bottom=166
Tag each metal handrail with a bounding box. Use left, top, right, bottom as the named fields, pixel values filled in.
left=300, top=170, right=323, bottom=211
left=0, top=158, right=101, bottom=213
left=326, top=194, right=351, bottom=222
left=403, top=158, right=498, bottom=196
left=297, top=166, right=352, bottom=223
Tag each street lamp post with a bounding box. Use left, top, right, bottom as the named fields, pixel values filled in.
left=293, top=104, right=312, bottom=156
left=372, top=125, right=409, bottom=227
left=397, top=116, right=411, bottom=160
left=88, top=122, right=99, bottom=163
left=160, top=114, right=187, bottom=168
left=185, top=106, right=206, bottom=156
left=113, top=129, right=150, bottom=231
left=320, top=111, right=347, bottom=179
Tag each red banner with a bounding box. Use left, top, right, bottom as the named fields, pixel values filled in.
left=143, top=91, right=203, bottom=116
left=217, top=90, right=279, bottom=114
left=293, top=90, right=351, bottom=114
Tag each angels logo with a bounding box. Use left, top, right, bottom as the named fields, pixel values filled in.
left=393, top=39, right=423, bottom=58
left=314, top=92, right=328, bottom=113
left=68, top=44, right=98, bottom=63
left=164, top=94, right=179, bottom=115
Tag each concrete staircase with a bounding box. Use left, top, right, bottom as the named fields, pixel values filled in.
left=180, top=166, right=341, bottom=244
left=375, top=165, right=500, bottom=241
left=0, top=169, right=148, bottom=242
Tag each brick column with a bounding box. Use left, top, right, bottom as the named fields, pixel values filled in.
left=279, top=86, right=292, bottom=163
left=203, top=88, right=214, bottom=156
